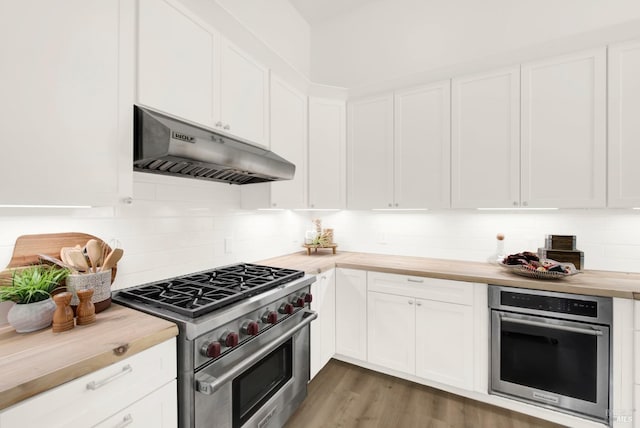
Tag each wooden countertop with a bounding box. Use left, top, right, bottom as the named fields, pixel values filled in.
left=257, top=251, right=640, bottom=299
left=0, top=303, right=178, bottom=411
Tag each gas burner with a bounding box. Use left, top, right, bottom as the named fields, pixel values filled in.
left=116, top=263, right=304, bottom=318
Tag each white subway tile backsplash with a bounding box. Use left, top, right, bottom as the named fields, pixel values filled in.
left=1, top=172, right=639, bottom=328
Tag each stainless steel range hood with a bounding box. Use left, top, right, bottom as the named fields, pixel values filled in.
left=133, top=105, right=295, bottom=185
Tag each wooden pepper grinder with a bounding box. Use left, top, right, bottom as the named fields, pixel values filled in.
left=52, top=292, right=75, bottom=332
left=76, top=289, right=96, bottom=325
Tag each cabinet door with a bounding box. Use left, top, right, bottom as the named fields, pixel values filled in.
left=521, top=48, right=606, bottom=208
left=268, top=76, right=307, bottom=209
left=335, top=269, right=367, bottom=361
left=367, top=292, right=416, bottom=375
left=451, top=68, right=520, bottom=208
left=608, top=40, right=640, bottom=208
left=138, top=0, right=215, bottom=127
left=93, top=380, right=177, bottom=428
left=347, top=94, right=394, bottom=209
left=219, top=39, right=270, bottom=147
left=394, top=81, right=451, bottom=209
left=415, top=300, right=473, bottom=390
left=310, top=270, right=336, bottom=380
left=308, top=98, right=347, bottom=209
left=0, top=0, right=131, bottom=207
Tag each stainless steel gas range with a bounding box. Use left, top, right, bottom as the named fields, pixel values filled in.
left=113, top=263, right=317, bottom=428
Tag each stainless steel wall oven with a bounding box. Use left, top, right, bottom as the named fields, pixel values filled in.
left=489, top=285, right=612, bottom=424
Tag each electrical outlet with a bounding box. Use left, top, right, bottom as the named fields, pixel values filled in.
left=224, top=237, right=233, bottom=254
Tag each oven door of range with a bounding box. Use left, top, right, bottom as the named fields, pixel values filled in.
left=490, top=310, right=610, bottom=423
left=194, top=309, right=317, bottom=428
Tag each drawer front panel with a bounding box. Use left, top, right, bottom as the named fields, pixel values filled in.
left=367, top=271, right=473, bottom=305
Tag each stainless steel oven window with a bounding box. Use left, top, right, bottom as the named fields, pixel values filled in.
left=232, top=338, right=293, bottom=428
left=491, top=310, right=610, bottom=422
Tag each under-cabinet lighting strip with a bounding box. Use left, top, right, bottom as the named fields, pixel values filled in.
left=371, top=208, right=429, bottom=211
left=477, top=207, right=559, bottom=211
left=0, top=204, right=92, bottom=209
left=293, top=209, right=341, bottom=212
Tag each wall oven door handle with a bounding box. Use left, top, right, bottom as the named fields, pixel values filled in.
left=500, top=314, right=604, bottom=336
left=196, top=310, right=318, bottom=396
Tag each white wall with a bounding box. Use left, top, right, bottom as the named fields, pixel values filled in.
left=215, top=0, right=311, bottom=78
left=311, top=0, right=640, bottom=89
left=312, top=210, right=640, bottom=273
left=0, top=174, right=308, bottom=324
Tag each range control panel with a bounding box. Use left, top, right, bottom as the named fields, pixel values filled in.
left=500, top=291, right=598, bottom=318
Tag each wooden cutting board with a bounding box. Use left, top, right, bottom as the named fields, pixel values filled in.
left=1, top=233, right=117, bottom=282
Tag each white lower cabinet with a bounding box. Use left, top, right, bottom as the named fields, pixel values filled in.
left=414, top=299, right=473, bottom=389
left=367, top=271, right=475, bottom=390
left=94, top=379, right=177, bottom=428
left=310, top=269, right=336, bottom=380
left=367, top=291, right=415, bottom=374
left=335, top=268, right=367, bottom=361
left=0, top=339, right=176, bottom=428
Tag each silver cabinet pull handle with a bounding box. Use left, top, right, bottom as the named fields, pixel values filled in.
left=196, top=310, right=318, bottom=395
left=407, top=278, right=424, bottom=283
left=416, top=301, right=422, bottom=306
left=113, top=414, right=133, bottom=428
left=215, top=121, right=223, bottom=127
left=86, top=364, right=133, bottom=390
left=408, top=300, right=414, bottom=305
left=500, top=315, right=603, bottom=336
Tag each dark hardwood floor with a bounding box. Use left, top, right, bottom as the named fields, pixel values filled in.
left=285, top=360, right=564, bottom=428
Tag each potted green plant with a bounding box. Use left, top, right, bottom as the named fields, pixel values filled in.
left=0, top=265, right=69, bottom=333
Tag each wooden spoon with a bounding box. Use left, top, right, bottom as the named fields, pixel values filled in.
left=101, top=248, right=123, bottom=272
left=85, top=239, right=102, bottom=273
left=66, top=248, right=90, bottom=273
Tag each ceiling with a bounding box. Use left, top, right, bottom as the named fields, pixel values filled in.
left=288, top=0, right=380, bottom=25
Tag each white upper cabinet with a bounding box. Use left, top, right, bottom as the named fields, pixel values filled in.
left=0, top=0, right=133, bottom=207
left=218, top=40, right=270, bottom=147
left=394, top=81, right=451, bottom=209
left=138, top=0, right=215, bottom=127
left=244, top=75, right=307, bottom=209
left=451, top=67, right=521, bottom=208
left=138, top=0, right=269, bottom=147
left=308, top=98, right=347, bottom=209
left=608, top=40, right=640, bottom=208
left=347, top=94, right=394, bottom=209
left=521, top=48, right=606, bottom=208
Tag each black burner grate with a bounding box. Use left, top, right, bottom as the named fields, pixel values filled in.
left=116, top=263, right=304, bottom=317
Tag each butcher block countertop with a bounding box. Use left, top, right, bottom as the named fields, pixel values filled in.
left=258, top=251, right=640, bottom=300
left=0, top=303, right=178, bottom=411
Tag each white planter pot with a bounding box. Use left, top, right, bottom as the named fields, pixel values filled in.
left=7, top=298, right=56, bottom=333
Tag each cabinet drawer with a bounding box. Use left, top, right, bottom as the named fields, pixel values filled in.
left=367, top=271, right=473, bottom=305
left=0, top=339, right=176, bottom=428
left=94, top=379, right=177, bottom=428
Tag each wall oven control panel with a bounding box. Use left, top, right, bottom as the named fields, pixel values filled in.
left=500, top=290, right=598, bottom=318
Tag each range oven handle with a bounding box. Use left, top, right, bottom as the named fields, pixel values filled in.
left=196, top=309, right=318, bottom=396
left=500, top=314, right=604, bottom=336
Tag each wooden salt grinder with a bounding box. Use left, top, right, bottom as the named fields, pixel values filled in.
left=76, top=288, right=96, bottom=325
left=52, top=292, right=75, bottom=332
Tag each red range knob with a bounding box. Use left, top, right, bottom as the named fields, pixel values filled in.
left=293, top=297, right=305, bottom=308
left=202, top=341, right=221, bottom=358
left=242, top=321, right=259, bottom=336
left=222, top=331, right=239, bottom=347
left=279, top=303, right=294, bottom=315
left=262, top=310, right=278, bottom=324
left=303, top=293, right=313, bottom=303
